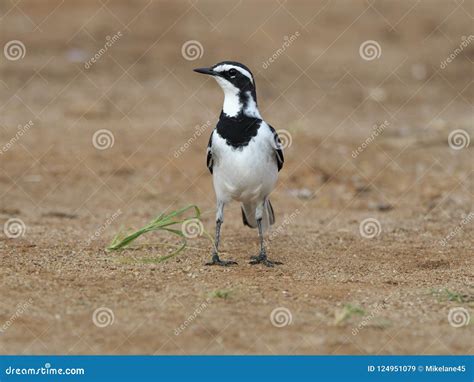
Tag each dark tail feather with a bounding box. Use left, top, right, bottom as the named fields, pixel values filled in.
left=241, top=199, right=275, bottom=230
left=241, top=206, right=254, bottom=228
left=267, top=199, right=275, bottom=225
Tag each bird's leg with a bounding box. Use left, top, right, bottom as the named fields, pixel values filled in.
left=205, top=201, right=237, bottom=266
left=250, top=203, right=282, bottom=267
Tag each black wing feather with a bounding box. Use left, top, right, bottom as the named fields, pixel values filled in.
left=269, top=125, right=284, bottom=172
left=206, top=130, right=214, bottom=174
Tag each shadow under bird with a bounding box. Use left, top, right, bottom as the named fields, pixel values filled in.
left=194, top=61, right=284, bottom=267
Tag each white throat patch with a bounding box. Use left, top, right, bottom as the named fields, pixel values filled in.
left=214, top=76, right=242, bottom=117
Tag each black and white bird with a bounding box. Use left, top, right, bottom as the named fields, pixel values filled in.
left=194, top=61, right=284, bottom=267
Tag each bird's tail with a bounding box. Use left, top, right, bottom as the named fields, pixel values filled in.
left=241, top=199, right=275, bottom=232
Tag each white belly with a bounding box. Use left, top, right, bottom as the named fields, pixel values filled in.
left=211, top=125, right=278, bottom=203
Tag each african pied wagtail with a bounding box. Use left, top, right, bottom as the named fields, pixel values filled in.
left=194, top=61, right=284, bottom=267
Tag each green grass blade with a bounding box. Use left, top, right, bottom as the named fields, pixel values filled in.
left=106, top=205, right=206, bottom=263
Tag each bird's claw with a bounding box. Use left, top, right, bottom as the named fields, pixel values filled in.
left=249, top=253, right=282, bottom=267
left=205, top=254, right=237, bottom=266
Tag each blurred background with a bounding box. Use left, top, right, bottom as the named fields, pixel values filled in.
left=0, top=0, right=472, bottom=354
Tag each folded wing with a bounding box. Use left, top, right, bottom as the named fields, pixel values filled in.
left=269, top=125, right=284, bottom=172
left=206, top=130, right=214, bottom=174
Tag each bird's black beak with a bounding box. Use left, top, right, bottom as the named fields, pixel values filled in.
left=193, top=67, right=216, bottom=76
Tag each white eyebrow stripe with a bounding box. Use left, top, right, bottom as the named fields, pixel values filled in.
left=213, top=64, right=253, bottom=84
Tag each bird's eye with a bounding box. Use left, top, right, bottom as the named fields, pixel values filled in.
left=228, top=68, right=237, bottom=76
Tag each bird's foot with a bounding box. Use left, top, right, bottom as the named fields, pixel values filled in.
left=205, top=254, right=237, bottom=267
left=249, top=252, right=282, bottom=267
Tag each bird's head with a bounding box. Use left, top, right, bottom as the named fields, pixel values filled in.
left=194, top=61, right=259, bottom=118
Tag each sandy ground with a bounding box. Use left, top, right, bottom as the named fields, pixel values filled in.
left=0, top=0, right=473, bottom=354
